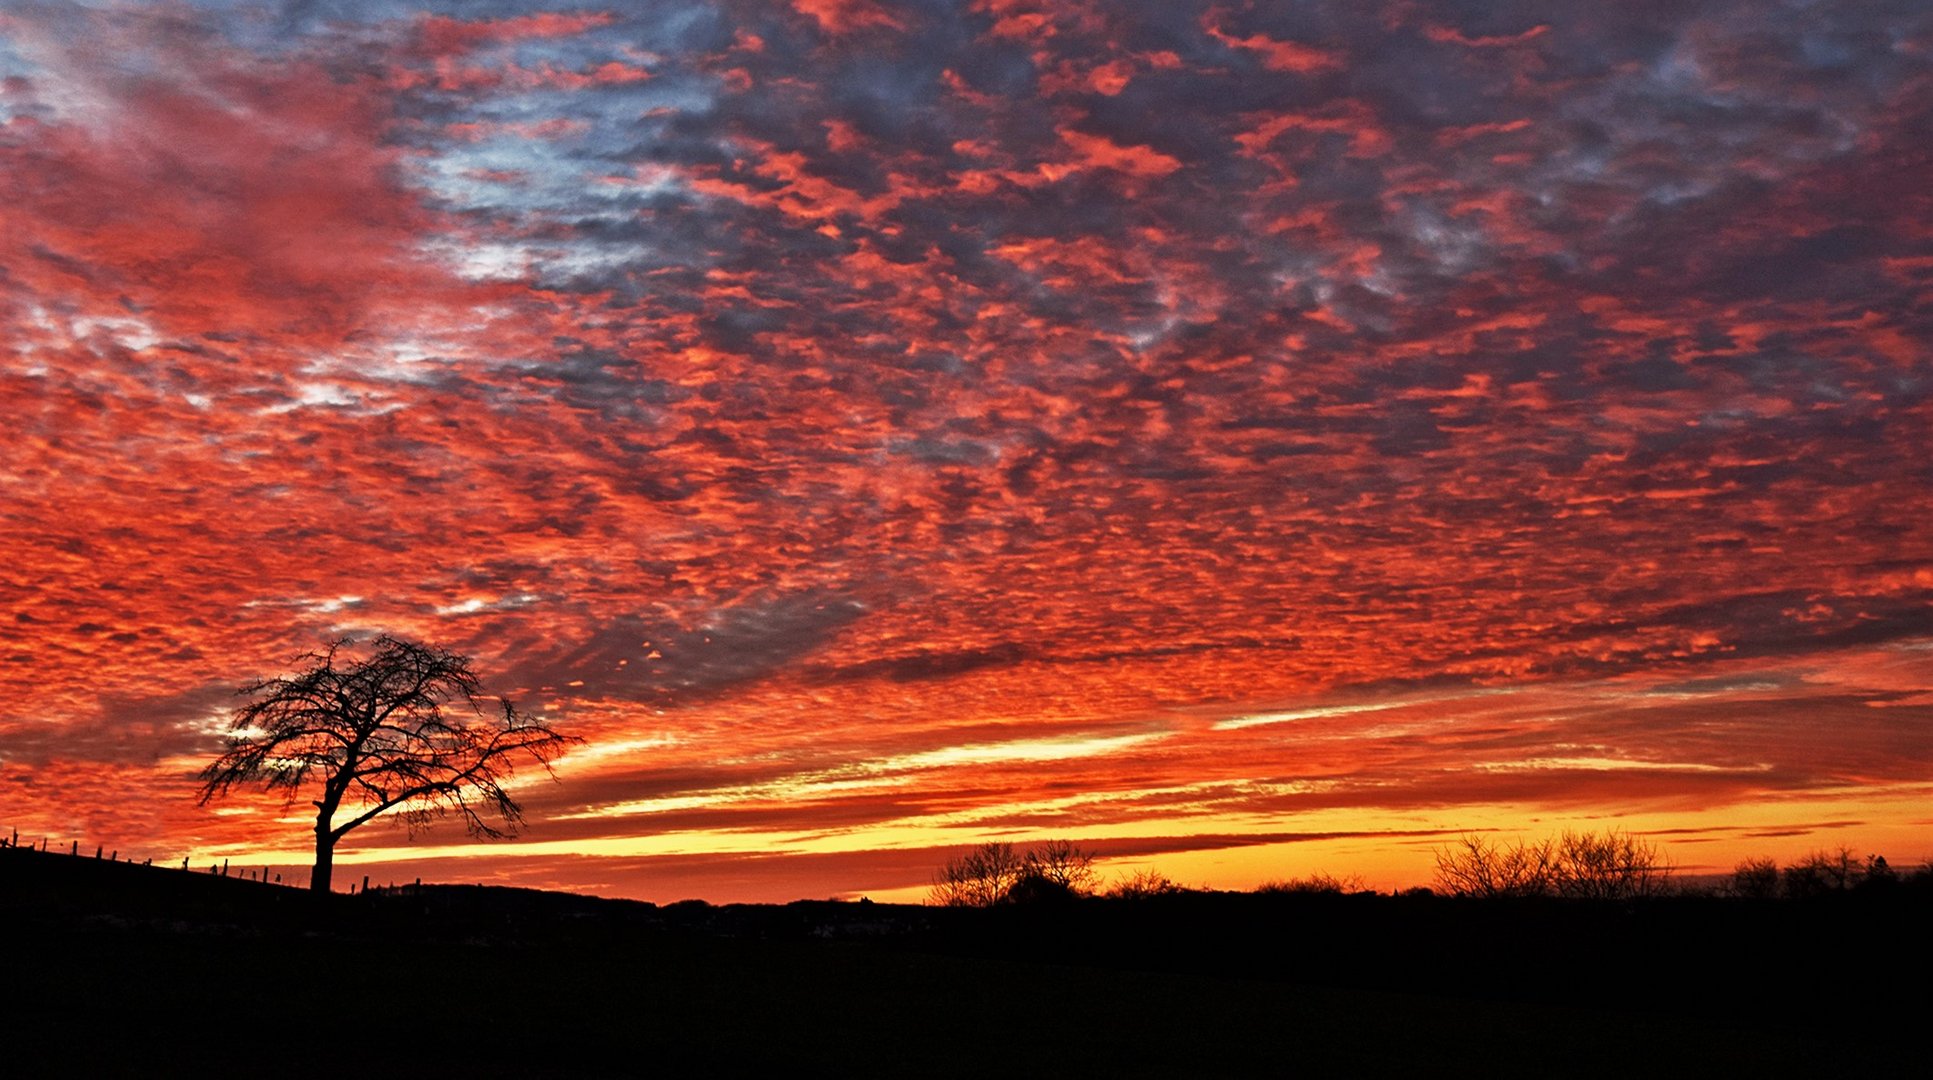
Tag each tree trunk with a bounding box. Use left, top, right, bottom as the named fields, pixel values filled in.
left=312, top=829, right=335, bottom=894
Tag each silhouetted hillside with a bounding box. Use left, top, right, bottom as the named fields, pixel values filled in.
left=3, top=846, right=1925, bottom=1077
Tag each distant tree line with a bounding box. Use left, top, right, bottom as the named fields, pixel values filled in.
left=1256, top=871, right=1364, bottom=896
left=930, top=832, right=1933, bottom=906
left=1724, top=847, right=1927, bottom=899
left=1429, top=833, right=1933, bottom=900
left=930, top=841, right=1202, bottom=905
left=1431, top=830, right=1675, bottom=900
left=929, top=840, right=1102, bottom=905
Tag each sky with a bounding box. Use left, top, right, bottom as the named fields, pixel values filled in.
left=1, top=0, right=1929, bottom=902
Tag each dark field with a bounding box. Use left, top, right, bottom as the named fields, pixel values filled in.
left=3, top=847, right=1924, bottom=1077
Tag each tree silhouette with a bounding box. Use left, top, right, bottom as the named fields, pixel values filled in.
left=1432, top=834, right=1557, bottom=898
left=929, top=841, right=1025, bottom=906
left=929, top=840, right=1100, bottom=906
left=1021, top=839, right=1100, bottom=895
left=1432, top=829, right=1674, bottom=899
left=197, top=636, right=577, bottom=893
left=1781, top=846, right=1863, bottom=897
left=1730, top=856, right=1781, bottom=899
left=1551, top=829, right=1673, bottom=899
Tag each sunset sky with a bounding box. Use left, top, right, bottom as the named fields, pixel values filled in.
left=2, top=0, right=1929, bottom=902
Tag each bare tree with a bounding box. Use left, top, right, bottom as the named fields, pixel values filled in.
left=1434, top=830, right=1674, bottom=899
left=198, top=636, right=578, bottom=893
left=1730, top=856, right=1781, bottom=899
left=1432, top=834, right=1557, bottom=898
left=1781, top=846, right=1863, bottom=897
left=1022, top=839, right=1100, bottom=895
left=929, top=841, right=1025, bottom=906
left=1552, top=829, right=1674, bottom=899
left=929, top=840, right=1101, bottom=906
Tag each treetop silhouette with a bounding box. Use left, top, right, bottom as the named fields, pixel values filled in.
left=1431, top=829, right=1673, bottom=900
left=197, top=635, right=577, bottom=893
left=929, top=840, right=1100, bottom=906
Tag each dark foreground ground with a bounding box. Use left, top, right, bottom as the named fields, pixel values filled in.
left=3, top=847, right=1926, bottom=1077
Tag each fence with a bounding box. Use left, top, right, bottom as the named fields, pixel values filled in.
left=0, top=826, right=294, bottom=888
left=0, top=829, right=430, bottom=895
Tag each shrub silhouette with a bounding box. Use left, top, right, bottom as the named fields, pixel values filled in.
left=1860, top=854, right=1897, bottom=890
left=1004, top=872, right=1081, bottom=905
left=1257, top=872, right=1362, bottom=896
left=1730, top=857, right=1781, bottom=899
left=1105, top=868, right=1185, bottom=899
left=1781, top=847, right=1863, bottom=897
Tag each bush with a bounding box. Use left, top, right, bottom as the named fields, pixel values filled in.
left=1907, top=860, right=1933, bottom=891
left=1856, top=854, right=1901, bottom=892
left=1105, top=868, right=1186, bottom=899
left=1730, top=857, right=1781, bottom=899
left=1004, top=873, right=1081, bottom=905
left=1781, top=847, right=1863, bottom=897
left=1256, top=872, right=1363, bottom=896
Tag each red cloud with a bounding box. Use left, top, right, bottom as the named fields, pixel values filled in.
left=1423, top=24, right=1550, bottom=48
left=2, top=22, right=475, bottom=349
left=1053, top=126, right=1183, bottom=177
left=1203, top=15, right=1340, bottom=73
left=792, top=0, right=905, bottom=34
left=417, top=11, right=618, bottom=57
